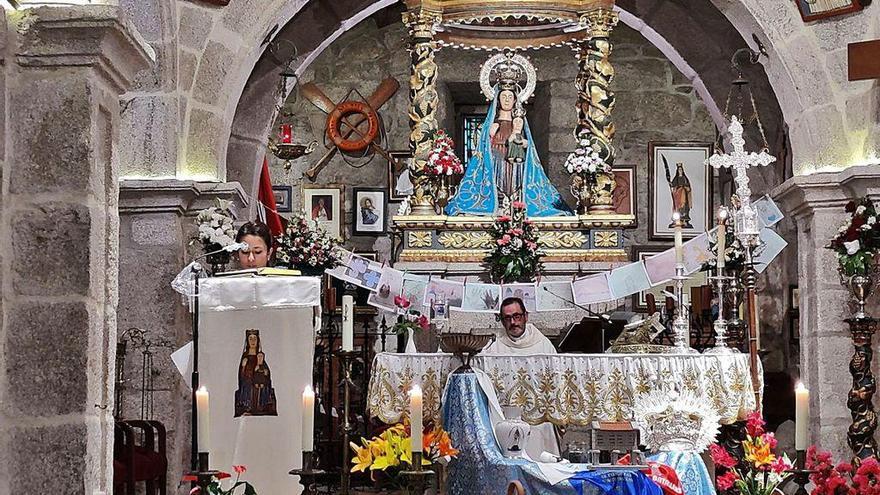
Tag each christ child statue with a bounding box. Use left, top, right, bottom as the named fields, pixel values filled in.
left=507, top=109, right=528, bottom=165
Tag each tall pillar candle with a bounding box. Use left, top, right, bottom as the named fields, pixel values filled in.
left=673, top=212, right=684, bottom=265
left=410, top=385, right=423, bottom=455
left=342, top=295, right=354, bottom=351
left=302, top=385, right=315, bottom=452
left=196, top=386, right=210, bottom=453
left=717, top=209, right=727, bottom=269
left=795, top=382, right=809, bottom=450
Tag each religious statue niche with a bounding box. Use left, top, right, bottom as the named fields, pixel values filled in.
left=446, top=52, right=572, bottom=218
left=234, top=329, right=278, bottom=417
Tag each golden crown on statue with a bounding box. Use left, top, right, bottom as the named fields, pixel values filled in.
left=480, top=51, right=537, bottom=102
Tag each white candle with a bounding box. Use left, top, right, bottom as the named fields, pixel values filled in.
left=302, top=385, right=315, bottom=452
left=342, top=295, right=354, bottom=351
left=410, top=385, right=423, bottom=455
left=717, top=209, right=727, bottom=269
left=795, top=382, right=810, bottom=450
left=196, top=386, right=210, bottom=453
left=673, top=212, right=683, bottom=265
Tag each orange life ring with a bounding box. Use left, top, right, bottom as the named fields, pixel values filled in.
left=326, top=100, right=380, bottom=153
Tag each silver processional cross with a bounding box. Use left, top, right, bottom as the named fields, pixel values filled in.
left=708, top=115, right=776, bottom=245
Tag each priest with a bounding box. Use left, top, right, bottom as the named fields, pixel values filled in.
left=483, top=297, right=560, bottom=459
left=483, top=297, right=557, bottom=355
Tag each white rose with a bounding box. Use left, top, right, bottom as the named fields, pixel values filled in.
left=861, top=224, right=872, bottom=231
left=844, top=239, right=861, bottom=255
left=869, top=216, right=876, bottom=225
left=857, top=205, right=866, bottom=214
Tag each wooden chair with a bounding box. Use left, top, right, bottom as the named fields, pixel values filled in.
left=113, top=420, right=168, bottom=495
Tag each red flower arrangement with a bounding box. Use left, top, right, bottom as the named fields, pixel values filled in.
left=710, top=412, right=792, bottom=495
left=182, top=465, right=256, bottom=495
left=807, top=447, right=880, bottom=495
left=827, top=197, right=880, bottom=276
left=391, top=294, right=430, bottom=337
left=425, top=130, right=464, bottom=176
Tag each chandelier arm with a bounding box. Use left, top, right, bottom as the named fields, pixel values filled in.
left=747, top=85, right=771, bottom=151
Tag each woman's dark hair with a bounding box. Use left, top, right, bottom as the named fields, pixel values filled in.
left=235, top=220, right=273, bottom=250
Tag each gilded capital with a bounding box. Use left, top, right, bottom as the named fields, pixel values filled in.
left=580, top=9, right=619, bottom=38
left=403, top=9, right=442, bottom=38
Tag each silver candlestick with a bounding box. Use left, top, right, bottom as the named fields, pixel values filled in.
left=705, top=267, right=736, bottom=354
left=672, top=262, right=698, bottom=354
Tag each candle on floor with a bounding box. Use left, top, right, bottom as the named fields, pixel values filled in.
left=673, top=212, right=684, bottom=265
left=302, top=385, right=315, bottom=452
left=795, top=382, right=809, bottom=450
left=342, top=295, right=354, bottom=351
left=410, top=385, right=423, bottom=456
left=717, top=208, right=727, bottom=269
left=196, top=386, right=210, bottom=453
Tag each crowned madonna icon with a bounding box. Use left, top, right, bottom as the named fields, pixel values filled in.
left=445, top=52, right=573, bottom=218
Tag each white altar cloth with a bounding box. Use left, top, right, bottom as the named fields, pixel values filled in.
left=198, top=276, right=320, bottom=495
left=368, top=353, right=761, bottom=427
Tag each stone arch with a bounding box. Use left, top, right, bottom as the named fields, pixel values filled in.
left=176, top=0, right=875, bottom=199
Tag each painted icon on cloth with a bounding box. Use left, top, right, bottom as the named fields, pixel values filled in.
left=235, top=329, right=278, bottom=417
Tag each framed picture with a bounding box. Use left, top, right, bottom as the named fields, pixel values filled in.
left=789, top=285, right=800, bottom=311
left=353, top=187, right=387, bottom=235
left=796, top=0, right=863, bottom=22
left=272, top=185, right=292, bottom=213
left=302, top=185, right=343, bottom=240
left=612, top=165, right=637, bottom=219
left=648, top=141, right=714, bottom=240
left=631, top=246, right=707, bottom=312
left=388, top=151, right=412, bottom=202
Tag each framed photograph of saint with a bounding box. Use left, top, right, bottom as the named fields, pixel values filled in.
left=353, top=188, right=387, bottom=235
left=631, top=246, right=707, bottom=312
left=796, top=0, right=863, bottom=22
left=388, top=151, right=412, bottom=202
left=272, top=185, right=292, bottom=213
left=648, top=141, right=714, bottom=240
left=302, top=185, right=343, bottom=240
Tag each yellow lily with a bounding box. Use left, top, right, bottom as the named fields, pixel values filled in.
left=350, top=440, right=373, bottom=473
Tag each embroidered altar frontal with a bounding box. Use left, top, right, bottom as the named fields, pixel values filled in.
left=368, top=353, right=761, bottom=426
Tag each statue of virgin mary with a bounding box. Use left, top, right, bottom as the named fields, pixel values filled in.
left=446, top=53, right=572, bottom=217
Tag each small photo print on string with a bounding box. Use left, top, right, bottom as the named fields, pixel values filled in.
left=501, top=283, right=537, bottom=313
left=536, top=281, right=576, bottom=312
left=425, top=278, right=464, bottom=308
left=461, top=283, right=501, bottom=313
left=367, top=267, right=404, bottom=312
left=572, top=272, right=613, bottom=305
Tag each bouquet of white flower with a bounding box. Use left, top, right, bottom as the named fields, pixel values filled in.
left=564, top=131, right=610, bottom=177
left=195, top=199, right=236, bottom=249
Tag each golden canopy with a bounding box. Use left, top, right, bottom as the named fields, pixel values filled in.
left=403, top=0, right=616, bottom=50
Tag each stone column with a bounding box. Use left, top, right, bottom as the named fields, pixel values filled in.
left=403, top=8, right=441, bottom=216
left=773, top=164, right=880, bottom=462
left=0, top=6, right=150, bottom=494
left=574, top=9, right=618, bottom=215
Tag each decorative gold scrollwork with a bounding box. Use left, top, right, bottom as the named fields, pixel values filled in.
left=593, top=231, right=619, bottom=248
left=437, top=231, right=492, bottom=249
left=409, top=231, right=433, bottom=248
left=537, top=231, right=587, bottom=249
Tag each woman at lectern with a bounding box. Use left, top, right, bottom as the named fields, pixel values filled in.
left=235, top=221, right=273, bottom=269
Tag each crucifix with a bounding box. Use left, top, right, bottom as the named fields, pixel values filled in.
left=708, top=114, right=775, bottom=408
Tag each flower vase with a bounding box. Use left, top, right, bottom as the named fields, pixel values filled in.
left=496, top=406, right=531, bottom=458
left=433, top=176, right=456, bottom=214
left=296, top=265, right=326, bottom=277
left=840, top=267, right=875, bottom=320
left=588, top=171, right=616, bottom=214
left=204, top=242, right=230, bottom=275
left=396, top=330, right=409, bottom=354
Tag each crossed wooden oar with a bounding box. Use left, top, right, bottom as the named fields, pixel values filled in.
left=299, top=78, right=400, bottom=181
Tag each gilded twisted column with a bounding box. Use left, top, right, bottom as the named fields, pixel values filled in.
left=847, top=317, right=878, bottom=464
left=574, top=9, right=618, bottom=214
left=403, top=9, right=441, bottom=216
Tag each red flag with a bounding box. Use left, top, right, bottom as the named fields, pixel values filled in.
left=257, top=156, right=284, bottom=237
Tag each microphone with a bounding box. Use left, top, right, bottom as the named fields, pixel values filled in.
left=541, top=286, right=611, bottom=322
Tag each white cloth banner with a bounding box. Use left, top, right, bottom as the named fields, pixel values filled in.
left=198, top=277, right=319, bottom=495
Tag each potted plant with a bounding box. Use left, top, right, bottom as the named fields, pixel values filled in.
left=391, top=295, right=430, bottom=353
left=807, top=445, right=880, bottom=494
left=566, top=130, right=611, bottom=215
left=194, top=199, right=237, bottom=274
left=826, top=197, right=880, bottom=318
left=709, top=412, right=793, bottom=495
left=183, top=465, right=257, bottom=495
left=425, top=130, right=464, bottom=213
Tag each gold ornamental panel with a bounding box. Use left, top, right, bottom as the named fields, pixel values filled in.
left=437, top=231, right=493, bottom=249
left=409, top=231, right=433, bottom=248
left=537, top=231, right=587, bottom=249
left=593, top=230, right=619, bottom=248
left=399, top=248, right=626, bottom=263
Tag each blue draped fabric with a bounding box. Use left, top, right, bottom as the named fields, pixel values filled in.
left=445, top=90, right=573, bottom=217
left=442, top=370, right=658, bottom=495
left=649, top=451, right=716, bottom=495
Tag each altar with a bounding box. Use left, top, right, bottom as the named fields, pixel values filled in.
left=368, top=353, right=761, bottom=426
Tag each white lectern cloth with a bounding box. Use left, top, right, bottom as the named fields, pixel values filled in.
left=198, top=276, right=320, bottom=495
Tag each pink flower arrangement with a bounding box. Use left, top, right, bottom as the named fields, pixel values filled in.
left=808, top=446, right=880, bottom=495
left=485, top=201, right=542, bottom=284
